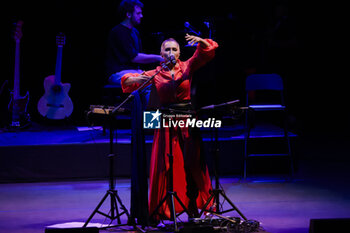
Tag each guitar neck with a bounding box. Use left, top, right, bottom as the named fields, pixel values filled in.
left=13, top=40, right=21, bottom=99
left=54, top=45, right=63, bottom=85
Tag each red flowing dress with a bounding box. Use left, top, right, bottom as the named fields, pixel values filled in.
left=121, top=39, right=218, bottom=219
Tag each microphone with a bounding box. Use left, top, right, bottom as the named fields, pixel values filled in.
left=184, top=22, right=201, bottom=36
left=168, top=54, right=177, bottom=65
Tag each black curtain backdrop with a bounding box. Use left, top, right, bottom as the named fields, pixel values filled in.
left=2, top=0, right=348, bottom=134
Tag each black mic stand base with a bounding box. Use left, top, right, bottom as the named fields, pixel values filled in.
left=199, top=188, right=247, bottom=221
left=83, top=188, right=130, bottom=227
left=149, top=191, right=189, bottom=232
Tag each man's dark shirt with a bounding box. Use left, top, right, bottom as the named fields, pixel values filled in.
left=105, top=24, right=142, bottom=77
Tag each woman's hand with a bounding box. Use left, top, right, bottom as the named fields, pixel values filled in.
left=185, top=33, right=210, bottom=48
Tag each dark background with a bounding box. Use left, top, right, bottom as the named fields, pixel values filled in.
left=1, top=0, right=348, bottom=135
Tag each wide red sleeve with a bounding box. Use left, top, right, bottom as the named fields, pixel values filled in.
left=121, top=69, right=158, bottom=93
left=121, top=73, right=141, bottom=93
left=186, top=39, right=219, bottom=73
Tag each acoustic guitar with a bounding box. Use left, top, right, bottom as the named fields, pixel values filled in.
left=8, top=20, right=30, bottom=128
left=37, top=33, right=73, bottom=119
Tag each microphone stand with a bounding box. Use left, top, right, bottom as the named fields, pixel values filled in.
left=198, top=100, right=247, bottom=221
left=83, top=61, right=172, bottom=230
left=149, top=106, right=193, bottom=232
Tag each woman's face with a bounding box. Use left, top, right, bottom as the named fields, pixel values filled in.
left=161, top=41, right=180, bottom=61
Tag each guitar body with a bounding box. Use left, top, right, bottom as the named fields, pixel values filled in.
left=8, top=91, right=30, bottom=127
left=37, top=75, right=73, bottom=119
left=37, top=33, right=73, bottom=120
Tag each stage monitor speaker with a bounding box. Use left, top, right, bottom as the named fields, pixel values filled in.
left=45, top=227, right=98, bottom=233
left=309, top=218, right=350, bottom=233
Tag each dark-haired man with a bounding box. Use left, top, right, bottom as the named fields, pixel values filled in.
left=106, top=0, right=163, bottom=87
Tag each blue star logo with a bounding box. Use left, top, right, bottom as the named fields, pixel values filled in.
left=143, top=110, right=162, bottom=129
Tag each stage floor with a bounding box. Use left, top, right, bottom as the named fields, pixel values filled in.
left=1, top=122, right=350, bottom=232
left=1, top=176, right=350, bottom=233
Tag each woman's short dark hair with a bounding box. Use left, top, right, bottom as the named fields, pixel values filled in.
left=161, top=38, right=179, bottom=51
left=118, top=0, right=144, bottom=18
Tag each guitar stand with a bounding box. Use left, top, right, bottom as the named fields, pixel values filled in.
left=199, top=101, right=247, bottom=221
left=83, top=114, right=133, bottom=230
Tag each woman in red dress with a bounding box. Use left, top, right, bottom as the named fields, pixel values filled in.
left=121, top=34, right=218, bottom=220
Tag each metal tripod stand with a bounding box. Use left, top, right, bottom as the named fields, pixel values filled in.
left=83, top=113, right=131, bottom=228
left=149, top=108, right=192, bottom=232
left=199, top=100, right=247, bottom=221
left=83, top=59, right=175, bottom=230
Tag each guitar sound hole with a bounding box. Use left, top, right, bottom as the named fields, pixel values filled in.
left=52, top=85, right=62, bottom=93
